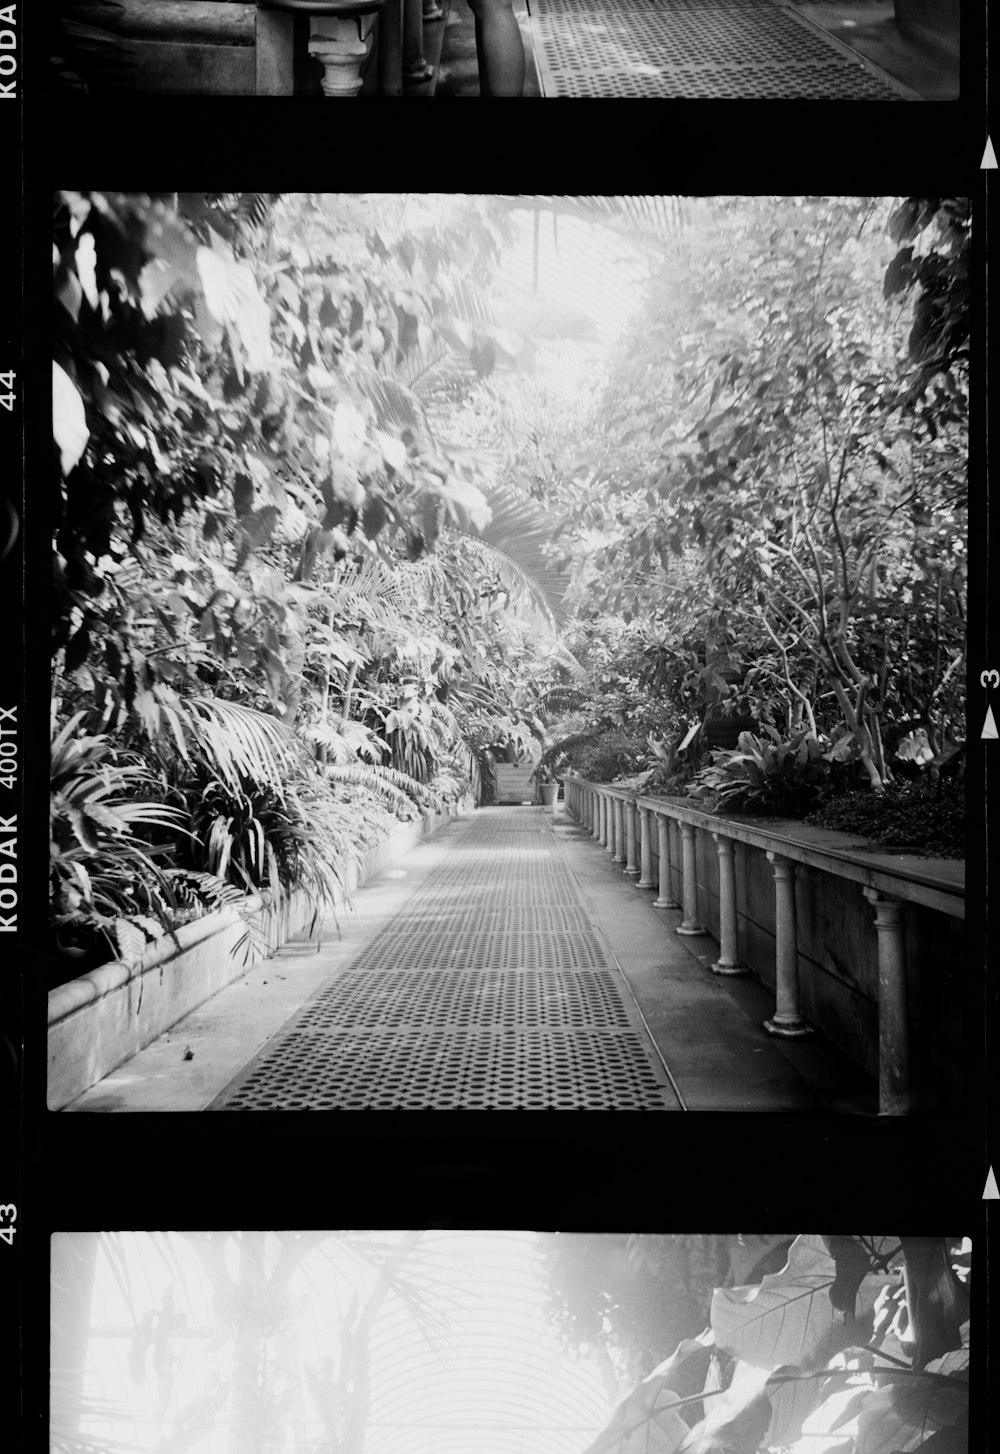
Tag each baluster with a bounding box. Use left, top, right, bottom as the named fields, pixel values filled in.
left=676, top=822, right=705, bottom=934
left=624, top=800, right=640, bottom=876
left=403, top=0, right=433, bottom=81
left=611, top=798, right=625, bottom=863
left=636, top=806, right=654, bottom=889
left=309, top=8, right=380, bottom=94
left=763, top=852, right=812, bottom=1037
left=864, top=889, right=911, bottom=1114
left=654, top=813, right=680, bottom=909
left=711, top=833, right=745, bottom=974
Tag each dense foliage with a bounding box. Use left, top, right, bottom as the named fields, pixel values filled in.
left=540, top=198, right=967, bottom=848
left=804, top=779, right=965, bottom=858
left=581, top=1234, right=970, bottom=1454
left=51, top=195, right=968, bottom=982
left=50, top=192, right=585, bottom=978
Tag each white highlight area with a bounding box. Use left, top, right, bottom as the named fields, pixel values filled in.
left=52, top=1231, right=615, bottom=1454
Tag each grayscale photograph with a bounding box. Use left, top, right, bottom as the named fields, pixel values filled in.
left=48, top=194, right=968, bottom=1116
left=50, top=1232, right=972, bottom=1454
left=44, top=0, right=958, bottom=97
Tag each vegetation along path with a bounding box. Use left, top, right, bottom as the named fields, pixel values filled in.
left=211, top=807, right=683, bottom=1111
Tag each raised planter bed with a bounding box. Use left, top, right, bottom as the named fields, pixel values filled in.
left=47, top=801, right=467, bottom=1110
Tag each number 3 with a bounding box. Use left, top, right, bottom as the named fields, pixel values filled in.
left=0, top=1205, right=16, bottom=1223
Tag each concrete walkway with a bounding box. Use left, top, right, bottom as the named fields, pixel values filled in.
left=429, top=0, right=954, bottom=98
left=65, top=804, right=873, bottom=1113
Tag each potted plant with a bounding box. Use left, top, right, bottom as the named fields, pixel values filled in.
left=533, top=763, right=559, bottom=808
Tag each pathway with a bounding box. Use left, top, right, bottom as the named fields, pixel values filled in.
left=211, top=807, right=682, bottom=1110
left=66, top=804, right=873, bottom=1113
left=429, top=0, right=954, bottom=98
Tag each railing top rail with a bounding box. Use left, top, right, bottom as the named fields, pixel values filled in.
left=566, top=775, right=964, bottom=918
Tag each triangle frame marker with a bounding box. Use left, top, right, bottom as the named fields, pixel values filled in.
left=983, top=136, right=998, bottom=169
left=983, top=705, right=998, bottom=739
left=984, top=1166, right=999, bottom=1199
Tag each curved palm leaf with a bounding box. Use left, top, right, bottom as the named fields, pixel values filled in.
left=468, top=480, right=571, bottom=630
left=179, top=698, right=307, bottom=797
left=326, top=761, right=438, bottom=811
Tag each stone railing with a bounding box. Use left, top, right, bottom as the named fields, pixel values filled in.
left=109, top=0, right=441, bottom=96
left=563, top=775, right=965, bottom=1115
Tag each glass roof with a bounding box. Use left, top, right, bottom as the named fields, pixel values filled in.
left=53, top=1231, right=616, bottom=1454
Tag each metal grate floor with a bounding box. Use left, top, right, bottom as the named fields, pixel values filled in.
left=212, top=807, right=680, bottom=1110
left=530, top=0, right=914, bottom=97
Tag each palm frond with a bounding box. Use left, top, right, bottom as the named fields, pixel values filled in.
left=180, top=698, right=307, bottom=797
left=326, top=761, right=438, bottom=811
left=300, top=719, right=388, bottom=765
left=350, top=364, right=427, bottom=436
left=466, top=480, right=571, bottom=629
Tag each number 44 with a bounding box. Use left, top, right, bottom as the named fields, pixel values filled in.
left=0, top=373, right=15, bottom=413
left=0, top=1204, right=16, bottom=1245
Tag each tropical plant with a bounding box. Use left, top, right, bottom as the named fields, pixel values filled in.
left=583, top=1234, right=970, bottom=1454
left=49, top=711, right=191, bottom=975
left=686, top=727, right=833, bottom=817
left=547, top=197, right=967, bottom=795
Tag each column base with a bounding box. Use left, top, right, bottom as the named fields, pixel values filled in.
left=654, top=896, right=681, bottom=909
left=764, top=1015, right=814, bottom=1039
left=712, top=960, right=747, bottom=976
left=636, top=878, right=654, bottom=890
left=676, top=922, right=706, bottom=936
left=624, top=866, right=640, bottom=877
left=611, top=854, right=625, bottom=865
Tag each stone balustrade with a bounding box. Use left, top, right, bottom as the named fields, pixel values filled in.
left=110, top=0, right=441, bottom=95
left=563, top=774, right=965, bottom=1115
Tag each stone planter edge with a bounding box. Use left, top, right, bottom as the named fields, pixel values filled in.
left=47, top=799, right=467, bottom=1109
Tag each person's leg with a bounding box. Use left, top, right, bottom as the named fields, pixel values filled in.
left=467, top=0, right=525, bottom=94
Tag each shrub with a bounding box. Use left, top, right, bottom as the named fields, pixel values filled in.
left=563, top=728, right=652, bottom=783
left=50, top=712, right=192, bottom=982
left=686, top=727, right=832, bottom=817
left=804, top=779, right=965, bottom=857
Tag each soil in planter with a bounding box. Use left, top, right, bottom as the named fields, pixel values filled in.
left=49, top=925, right=117, bottom=989
left=803, top=779, right=965, bottom=858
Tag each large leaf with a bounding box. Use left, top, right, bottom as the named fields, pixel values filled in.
left=583, top=1341, right=712, bottom=1454
left=678, top=1376, right=773, bottom=1454
left=712, top=1236, right=888, bottom=1372
left=53, top=361, right=89, bottom=475
left=854, top=1378, right=967, bottom=1454
left=898, top=1239, right=967, bottom=1368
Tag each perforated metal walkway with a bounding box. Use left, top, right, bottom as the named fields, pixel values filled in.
left=211, top=808, right=681, bottom=1110
left=530, top=0, right=915, bottom=97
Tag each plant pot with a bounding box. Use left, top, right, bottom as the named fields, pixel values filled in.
left=539, top=782, right=558, bottom=808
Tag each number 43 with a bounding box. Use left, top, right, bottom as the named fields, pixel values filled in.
left=0, top=1204, right=16, bottom=1245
